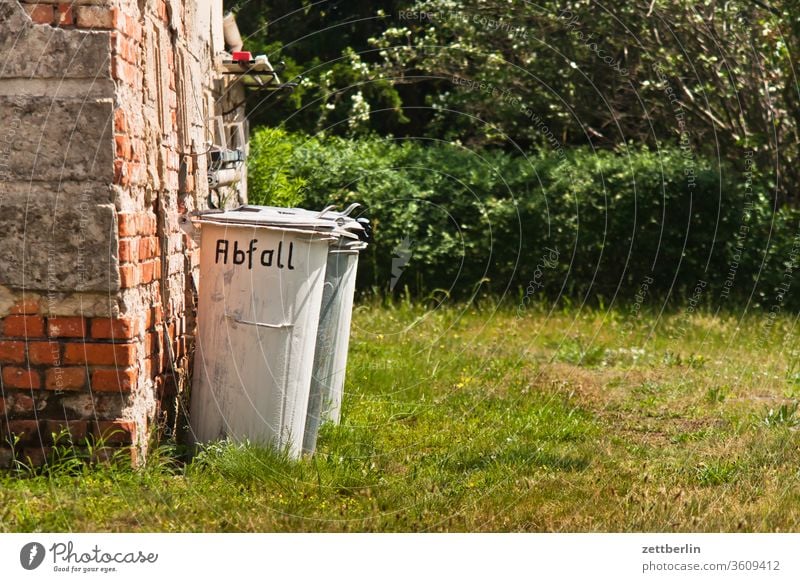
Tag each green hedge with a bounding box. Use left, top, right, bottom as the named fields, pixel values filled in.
left=248, top=128, right=800, bottom=308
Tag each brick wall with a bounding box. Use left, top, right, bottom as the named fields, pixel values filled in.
left=0, top=0, right=244, bottom=466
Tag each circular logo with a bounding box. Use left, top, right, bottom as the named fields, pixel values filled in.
left=19, top=542, right=45, bottom=570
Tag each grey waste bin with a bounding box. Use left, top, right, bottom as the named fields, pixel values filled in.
left=189, top=206, right=348, bottom=458
left=303, top=229, right=367, bottom=453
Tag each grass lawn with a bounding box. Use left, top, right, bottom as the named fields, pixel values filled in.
left=2, top=300, right=800, bottom=532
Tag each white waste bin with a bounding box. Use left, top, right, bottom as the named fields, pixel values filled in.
left=214, top=205, right=369, bottom=455
left=189, top=207, right=345, bottom=458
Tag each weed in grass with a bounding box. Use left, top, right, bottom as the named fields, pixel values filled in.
left=761, top=403, right=800, bottom=428
left=706, top=386, right=728, bottom=404
left=687, top=354, right=707, bottom=369
left=695, top=461, right=739, bottom=486
left=602, top=347, right=647, bottom=367
left=784, top=373, right=800, bottom=398
left=555, top=337, right=607, bottom=367
left=671, top=428, right=713, bottom=444
left=661, top=352, right=706, bottom=369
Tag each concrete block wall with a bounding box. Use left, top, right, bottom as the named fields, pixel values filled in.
left=0, top=0, right=244, bottom=466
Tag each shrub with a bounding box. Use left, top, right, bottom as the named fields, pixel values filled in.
left=247, top=130, right=797, bottom=308
left=247, top=127, right=307, bottom=207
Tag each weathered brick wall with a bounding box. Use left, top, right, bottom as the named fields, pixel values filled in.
left=0, top=0, right=243, bottom=465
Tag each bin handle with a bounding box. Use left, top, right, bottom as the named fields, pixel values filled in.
left=316, top=205, right=337, bottom=218
left=341, top=202, right=361, bottom=216
left=225, top=313, right=294, bottom=329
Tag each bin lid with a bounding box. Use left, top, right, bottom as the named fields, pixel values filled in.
left=194, top=206, right=357, bottom=239
left=236, top=204, right=365, bottom=234
left=228, top=204, right=367, bottom=239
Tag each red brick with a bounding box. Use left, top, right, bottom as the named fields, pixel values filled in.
left=152, top=305, right=163, bottom=328
left=142, top=358, right=153, bottom=380
left=131, top=139, right=144, bottom=162
left=112, top=31, right=137, bottom=63
left=117, top=213, right=137, bottom=237
left=91, top=368, right=137, bottom=392
left=114, top=135, right=130, bottom=160
left=91, top=446, right=136, bottom=465
left=113, top=158, right=129, bottom=186
left=91, top=317, right=136, bottom=340
left=111, top=7, right=123, bottom=29
left=24, top=4, right=54, bottom=25
left=10, top=298, right=40, bottom=315
left=2, top=367, right=41, bottom=389
left=140, top=213, right=157, bottom=235
left=119, top=264, right=139, bottom=288
left=130, top=21, right=142, bottom=43
left=28, top=342, right=61, bottom=366
left=47, top=316, right=86, bottom=338
left=0, top=341, right=25, bottom=364
left=145, top=330, right=159, bottom=355
left=94, top=420, right=136, bottom=445
left=45, top=367, right=86, bottom=391
left=111, top=55, right=123, bottom=81
left=4, top=420, right=41, bottom=443
left=118, top=239, right=137, bottom=263
left=3, top=315, right=45, bottom=338
left=138, top=236, right=153, bottom=260
left=56, top=4, right=73, bottom=26
left=44, top=420, right=88, bottom=443
left=75, top=5, right=113, bottom=28
left=128, top=161, right=143, bottom=185
left=140, top=260, right=157, bottom=284
left=7, top=392, right=36, bottom=414
left=111, top=56, right=137, bottom=85
left=154, top=347, right=166, bottom=372
left=63, top=343, right=136, bottom=366
left=0, top=447, right=12, bottom=468
left=113, top=107, right=126, bottom=133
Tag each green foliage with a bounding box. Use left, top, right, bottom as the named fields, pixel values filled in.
left=236, top=0, right=798, bottom=200
left=232, top=0, right=408, bottom=135
left=247, top=127, right=307, bottom=207
left=248, top=131, right=800, bottom=307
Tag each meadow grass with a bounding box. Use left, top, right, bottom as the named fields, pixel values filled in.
left=2, top=299, right=800, bottom=532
